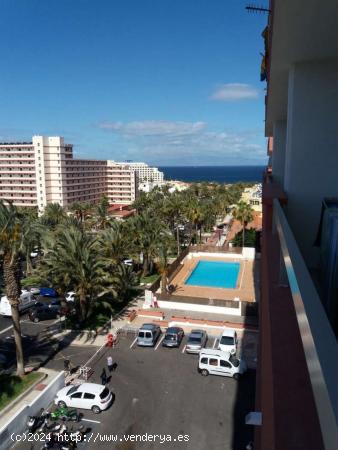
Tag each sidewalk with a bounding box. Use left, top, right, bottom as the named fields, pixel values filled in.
left=0, top=367, right=59, bottom=430
left=54, top=295, right=146, bottom=347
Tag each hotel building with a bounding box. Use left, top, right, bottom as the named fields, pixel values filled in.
left=0, top=136, right=137, bottom=211
left=255, top=1, right=338, bottom=449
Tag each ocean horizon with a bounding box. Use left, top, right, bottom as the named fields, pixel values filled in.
left=158, top=166, right=265, bottom=184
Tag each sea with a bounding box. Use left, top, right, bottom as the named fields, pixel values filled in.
left=159, top=166, right=264, bottom=184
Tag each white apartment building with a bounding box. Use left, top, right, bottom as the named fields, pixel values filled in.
left=106, top=161, right=137, bottom=204
left=0, top=136, right=137, bottom=211
left=116, top=162, right=164, bottom=184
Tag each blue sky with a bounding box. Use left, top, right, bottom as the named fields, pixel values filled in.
left=0, top=0, right=268, bottom=166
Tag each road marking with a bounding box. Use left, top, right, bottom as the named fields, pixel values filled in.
left=181, top=345, right=186, bottom=354
left=213, top=338, right=218, bottom=349
left=82, top=418, right=101, bottom=424
left=0, top=325, right=13, bottom=335
left=154, top=335, right=164, bottom=350
left=130, top=337, right=137, bottom=349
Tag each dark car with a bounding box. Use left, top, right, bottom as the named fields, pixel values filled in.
left=39, top=287, right=58, bottom=297
left=162, top=327, right=184, bottom=348
left=29, top=303, right=64, bottom=322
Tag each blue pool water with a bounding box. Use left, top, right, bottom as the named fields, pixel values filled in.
left=185, top=261, right=240, bottom=289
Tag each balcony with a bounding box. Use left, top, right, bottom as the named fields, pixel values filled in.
left=257, top=174, right=338, bottom=450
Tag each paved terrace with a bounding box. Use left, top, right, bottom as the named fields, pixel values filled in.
left=169, top=255, right=257, bottom=302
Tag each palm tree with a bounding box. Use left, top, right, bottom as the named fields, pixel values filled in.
left=98, top=222, right=133, bottom=264
left=156, top=234, right=174, bottom=294
left=130, top=213, right=164, bottom=276
left=0, top=200, right=25, bottom=375
left=41, top=203, right=66, bottom=228
left=95, top=196, right=110, bottom=230
left=69, top=201, right=92, bottom=224
left=232, top=201, right=254, bottom=248
left=33, top=225, right=114, bottom=321
left=162, top=193, right=184, bottom=255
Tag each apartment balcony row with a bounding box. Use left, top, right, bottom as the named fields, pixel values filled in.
left=0, top=175, right=36, bottom=180
left=0, top=157, right=35, bottom=161
left=0, top=170, right=36, bottom=174
left=256, top=173, right=338, bottom=450
left=0, top=188, right=36, bottom=194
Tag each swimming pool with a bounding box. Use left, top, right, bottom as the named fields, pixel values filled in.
left=185, top=260, right=240, bottom=289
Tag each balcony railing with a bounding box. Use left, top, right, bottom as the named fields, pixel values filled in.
left=273, top=198, right=338, bottom=449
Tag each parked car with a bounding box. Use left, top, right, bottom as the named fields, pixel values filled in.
left=218, top=329, right=238, bottom=355
left=137, top=323, right=161, bottom=347
left=55, top=383, right=113, bottom=414
left=40, top=287, right=58, bottom=297
left=198, top=349, right=247, bottom=379
left=29, top=303, right=64, bottom=322
left=162, top=327, right=184, bottom=348
left=186, top=330, right=207, bottom=354
left=0, top=292, right=36, bottom=316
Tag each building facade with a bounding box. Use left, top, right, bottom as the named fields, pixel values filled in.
left=256, top=1, right=338, bottom=449
left=106, top=161, right=137, bottom=204
left=0, top=136, right=139, bottom=211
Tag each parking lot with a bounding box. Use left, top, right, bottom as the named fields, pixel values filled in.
left=13, top=329, right=257, bottom=450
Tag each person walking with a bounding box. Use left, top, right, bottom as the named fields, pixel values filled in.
left=107, top=355, right=114, bottom=373
left=100, top=367, right=107, bottom=385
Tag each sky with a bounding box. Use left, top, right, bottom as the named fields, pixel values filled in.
left=0, top=0, right=268, bottom=166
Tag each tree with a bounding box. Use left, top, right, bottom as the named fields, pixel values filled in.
left=162, top=193, right=184, bottom=255
left=0, top=200, right=25, bottom=375
left=130, top=213, right=166, bottom=276
left=232, top=201, right=254, bottom=248
left=156, top=233, right=174, bottom=294
left=40, top=203, right=66, bottom=229
left=95, top=196, right=110, bottom=230
left=32, top=225, right=114, bottom=321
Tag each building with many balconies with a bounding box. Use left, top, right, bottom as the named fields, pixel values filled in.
left=254, top=1, right=338, bottom=449
left=0, top=136, right=140, bottom=211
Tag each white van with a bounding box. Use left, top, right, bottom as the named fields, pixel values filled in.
left=198, top=349, right=247, bottom=380
left=0, top=292, right=36, bottom=316
left=218, top=328, right=238, bottom=354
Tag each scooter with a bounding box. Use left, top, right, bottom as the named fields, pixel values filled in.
left=50, top=407, right=81, bottom=422
left=27, top=408, right=48, bottom=432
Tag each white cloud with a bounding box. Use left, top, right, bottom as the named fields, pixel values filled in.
left=97, top=119, right=266, bottom=165
left=98, top=120, right=206, bottom=137
left=210, top=83, right=259, bottom=101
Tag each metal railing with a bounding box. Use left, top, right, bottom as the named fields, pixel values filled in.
left=273, top=198, right=338, bottom=448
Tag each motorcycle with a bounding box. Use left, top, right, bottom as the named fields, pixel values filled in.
left=27, top=408, right=48, bottom=432
left=50, top=407, right=81, bottom=422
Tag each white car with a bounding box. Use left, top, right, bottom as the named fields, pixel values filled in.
left=198, top=349, right=247, bottom=379
left=65, top=291, right=75, bottom=302
left=55, top=383, right=112, bottom=414
left=218, top=328, right=238, bottom=354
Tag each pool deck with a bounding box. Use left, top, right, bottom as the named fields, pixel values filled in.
left=169, top=255, right=257, bottom=303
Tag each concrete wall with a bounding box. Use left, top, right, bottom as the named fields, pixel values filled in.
left=157, top=299, right=241, bottom=316
left=283, top=59, right=338, bottom=267
left=187, top=249, right=255, bottom=261
left=0, top=372, right=65, bottom=450
left=272, top=120, right=287, bottom=185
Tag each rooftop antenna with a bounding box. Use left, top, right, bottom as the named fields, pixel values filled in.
left=246, top=4, right=271, bottom=14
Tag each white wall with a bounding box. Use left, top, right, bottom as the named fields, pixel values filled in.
left=157, top=300, right=241, bottom=316
left=0, top=372, right=65, bottom=450
left=283, top=59, right=338, bottom=267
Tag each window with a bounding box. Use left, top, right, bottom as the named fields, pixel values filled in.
left=100, top=387, right=109, bottom=399
left=200, top=357, right=208, bottom=365
left=220, top=360, right=232, bottom=368
left=209, top=358, right=218, bottom=366
left=70, top=392, right=82, bottom=399
left=220, top=336, right=234, bottom=346
left=83, top=393, right=95, bottom=400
